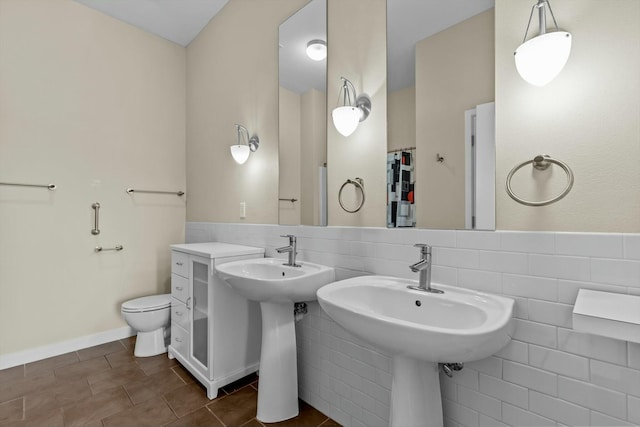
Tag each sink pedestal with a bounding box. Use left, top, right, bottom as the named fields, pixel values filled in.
left=256, top=301, right=299, bottom=423
left=390, top=356, right=443, bottom=427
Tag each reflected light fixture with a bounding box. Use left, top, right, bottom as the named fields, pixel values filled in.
left=306, top=39, right=327, bottom=61
left=331, top=77, right=371, bottom=137
left=230, top=124, right=259, bottom=165
left=514, top=0, right=572, bottom=87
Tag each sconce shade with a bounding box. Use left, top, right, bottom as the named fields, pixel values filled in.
left=230, top=144, right=250, bottom=164
left=332, top=106, right=361, bottom=137
left=306, top=39, right=327, bottom=61
left=515, top=31, right=572, bottom=86
left=331, top=77, right=372, bottom=137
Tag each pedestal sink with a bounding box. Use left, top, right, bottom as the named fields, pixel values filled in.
left=317, top=275, right=514, bottom=427
left=216, top=258, right=334, bottom=423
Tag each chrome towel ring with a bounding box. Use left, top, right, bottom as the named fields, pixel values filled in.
left=338, top=177, right=365, bottom=213
left=506, top=155, right=574, bottom=207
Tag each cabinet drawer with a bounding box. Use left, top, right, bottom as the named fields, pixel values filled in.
left=170, top=323, right=189, bottom=359
left=171, top=251, right=189, bottom=277
left=171, top=299, right=190, bottom=332
left=171, top=274, right=189, bottom=303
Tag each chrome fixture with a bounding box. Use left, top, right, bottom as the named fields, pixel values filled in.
left=407, top=244, right=443, bottom=294
left=514, top=0, right=572, bottom=86
left=338, top=177, right=365, bottom=213
left=0, top=181, right=56, bottom=190
left=306, top=39, right=326, bottom=61
left=95, top=245, right=123, bottom=252
left=506, top=154, right=574, bottom=206
left=276, top=234, right=301, bottom=267
left=331, top=77, right=371, bottom=137
left=230, top=124, right=260, bottom=165
left=126, top=188, right=184, bottom=196
left=91, top=202, right=101, bottom=235
left=440, top=363, right=464, bottom=378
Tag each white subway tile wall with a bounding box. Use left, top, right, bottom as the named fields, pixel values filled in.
left=186, top=223, right=640, bottom=427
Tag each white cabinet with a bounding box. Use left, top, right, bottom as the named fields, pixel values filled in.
left=168, top=242, right=264, bottom=399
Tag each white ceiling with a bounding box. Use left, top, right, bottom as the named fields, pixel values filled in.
left=72, top=0, right=494, bottom=92
left=73, top=0, right=229, bottom=47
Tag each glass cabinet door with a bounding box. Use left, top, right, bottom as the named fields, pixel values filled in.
left=191, top=259, right=209, bottom=370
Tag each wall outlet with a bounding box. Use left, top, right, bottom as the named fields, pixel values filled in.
left=240, top=202, right=246, bottom=219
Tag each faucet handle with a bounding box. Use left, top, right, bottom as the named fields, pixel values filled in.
left=414, top=243, right=432, bottom=255
left=280, top=234, right=296, bottom=242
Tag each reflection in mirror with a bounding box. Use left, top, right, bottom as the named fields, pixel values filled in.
left=387, top=0, right=496, bottom=229
left=278, top=0, right=327, bottom=226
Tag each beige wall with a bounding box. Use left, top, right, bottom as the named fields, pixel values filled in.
left=388, top=86, right=416, bottom=152
left=415, top=9, right=495, bottom=229
left=278, top=87, right=326, bottom=226
left=327, top=0, right=387, bottom=227
left=0, top=0, right=186, bottom=354
left=278, top=87, right=302, bottom=225
left=186, top=0, right=308, bottom=224
left=300, top=89, right=327, bottom=226
left=495, top=0, right=640, bottom=232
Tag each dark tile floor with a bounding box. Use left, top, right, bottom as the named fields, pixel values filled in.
left=0, top=338, right=341, bottom=427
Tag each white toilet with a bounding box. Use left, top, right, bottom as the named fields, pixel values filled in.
left=121, top=294, right=172, bottom=357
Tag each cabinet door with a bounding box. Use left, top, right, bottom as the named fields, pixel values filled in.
left=190, top=257, right=209, bottom=373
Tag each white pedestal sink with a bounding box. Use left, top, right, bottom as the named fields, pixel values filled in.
left=317, top=275, right=514, bottom=427
left=216, top=258, right=334, bottom=423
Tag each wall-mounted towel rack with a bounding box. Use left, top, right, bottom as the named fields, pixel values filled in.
left=338, top=177, right=365, bottom=213
left=95, top=245, right=123, bottom=252
left=506, top=154, right=574, bottom=207
left=126, top=188, right=184, bottom=196
left=0, top=182, right=56, bottom=190
left=279, top=198, right=298, bottom=203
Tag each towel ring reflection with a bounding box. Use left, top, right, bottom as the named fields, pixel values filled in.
left=338, top=177, right=365, bottom=213
left=506, top=155, right=574, bottom=207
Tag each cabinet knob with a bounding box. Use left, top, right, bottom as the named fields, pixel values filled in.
left=175, top=286, right=183, bottom=291
left=176, top=262, right=183, bottom=266
left=174, top=311, right=182, bottom=316
left=175, top=337, right=183, bottom=343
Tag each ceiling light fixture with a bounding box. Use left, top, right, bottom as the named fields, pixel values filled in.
left=514, top=0, right=572, bottom=87
left=230, top=124, right=259, bottom=165
left=306, top=39, right=327, bottom=61
left=331, top=77, right=371, bottom=137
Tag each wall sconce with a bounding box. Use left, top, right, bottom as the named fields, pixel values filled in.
left=331, top=77, right=372, bottom=137
left=514, top=0, right=572, bottom=87
left=306, top=39, right=326, bottom=61
left=230, top=124, right=259, bottom=165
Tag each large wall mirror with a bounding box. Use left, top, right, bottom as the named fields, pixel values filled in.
left=278, top=0, right=640, bottom=233
left=278, top=0, right=327, bottom=226
left=278, top=0, right=497, bottom=230
left=386, top=0, right=495, bottom=230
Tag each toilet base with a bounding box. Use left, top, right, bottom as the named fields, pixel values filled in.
left=134, top=328, right=167, bottom=357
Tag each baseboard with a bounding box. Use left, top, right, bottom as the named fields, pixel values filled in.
left=0, top=326, right=136, bottom=370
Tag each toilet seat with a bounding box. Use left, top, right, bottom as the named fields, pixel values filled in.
left=122, top=294, right=171, bottom=313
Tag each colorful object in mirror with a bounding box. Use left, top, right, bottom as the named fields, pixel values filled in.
left=387, top=149, right=415, bottom=227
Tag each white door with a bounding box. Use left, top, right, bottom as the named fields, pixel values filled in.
left=465, top=102, right=495, bottom=230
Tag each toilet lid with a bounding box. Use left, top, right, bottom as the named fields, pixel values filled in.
left=121, top=294, right=171, bottom=313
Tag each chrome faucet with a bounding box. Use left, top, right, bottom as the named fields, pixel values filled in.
left=276, top=234, right=301, bottom=267
left=407, top=244, right=443, bottom=294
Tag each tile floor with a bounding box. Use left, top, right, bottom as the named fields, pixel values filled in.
left=0, top=338, right=340, bottom=427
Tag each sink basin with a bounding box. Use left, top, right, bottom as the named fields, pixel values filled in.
left=216, top=258, right=334, bottom=303
left=317, top=275, right=514, bottom=362
left=317, top=275, right=514, bottom=427
left=216, top=258, right=335, bottom=423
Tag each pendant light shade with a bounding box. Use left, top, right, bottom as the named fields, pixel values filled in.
left=515, top=31, right=572, bottom=87
left=332, top=106, right=361, bottom=137
left=230, top=144, right=251, bottom=165
left=230, top=124, right=259, bottom=165
left=514, top=0, right=572, bottom=87
left=331, top=77, right=371, bottom=137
